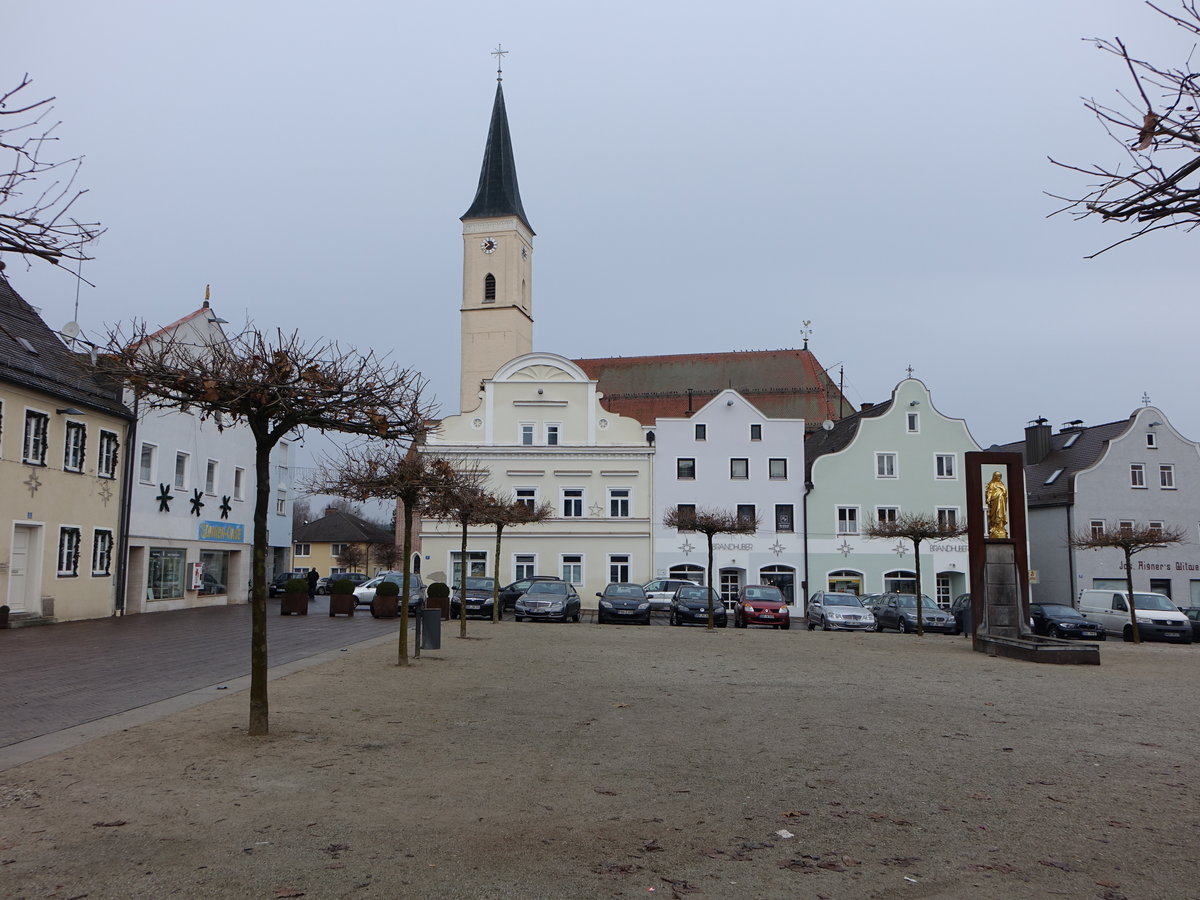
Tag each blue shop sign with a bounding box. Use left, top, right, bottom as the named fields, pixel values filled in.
left=198, top=521, right=246, bottom=543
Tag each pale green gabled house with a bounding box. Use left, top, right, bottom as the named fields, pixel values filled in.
left=803, top=378, right=981, bottom=608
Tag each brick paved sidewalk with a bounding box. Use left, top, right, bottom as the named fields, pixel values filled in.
left=0, top=598, right=409, bottom=748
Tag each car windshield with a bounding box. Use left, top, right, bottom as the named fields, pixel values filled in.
left=604, top=584, right=646, bottom=598
left=743, top=586, right=782, bottom=601
left=677, top=587, right=717, bottom=601
left=527, top=582, right=568, bottom=595
left=1037, top=604, right=1078, bottom=617
left=462, top=577, right=495, bottom=592
left=823, top=593, right=863, bottom=607
left=895, top=594, right=937, bottom=608
left=1133, top=593, right=1177, bottom=611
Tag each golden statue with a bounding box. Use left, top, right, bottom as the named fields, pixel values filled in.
left=985, top=471, right=1009, bottom=539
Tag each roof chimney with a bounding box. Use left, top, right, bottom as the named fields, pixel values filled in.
left=860, top=402, right=873, bottom=410
left=325, top=506, right=339, bottom=518
left=1024, top=417, right=1052, bottom=465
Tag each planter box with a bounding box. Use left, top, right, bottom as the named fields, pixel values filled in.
left=328, top=593, right=355, bottom=617
left=280, top=592, right=310, bottom=616
left=371, top=595, right=399, bottom=618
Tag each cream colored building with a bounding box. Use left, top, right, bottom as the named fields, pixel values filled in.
left=421, top=353, right=653, bottom=602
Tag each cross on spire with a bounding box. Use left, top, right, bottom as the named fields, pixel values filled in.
left=491, top=44, right=508, bottom=82
left=906, top=365, right=914, bottom=378
left=1141, top=391, right=1152, bottom=407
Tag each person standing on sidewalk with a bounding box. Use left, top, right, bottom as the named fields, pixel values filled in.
left=307, top=569, right=320, bottom=599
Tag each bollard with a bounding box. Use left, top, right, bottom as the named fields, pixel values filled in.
left=420, top=607, right=441, bottom=650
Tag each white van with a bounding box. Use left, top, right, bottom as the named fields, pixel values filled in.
left=1076, top=589, right=1192, bottom=643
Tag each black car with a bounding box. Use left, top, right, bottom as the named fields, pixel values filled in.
left=450, top=577, right=500, bottom=619
left=268, top=572, right=303, bottom=598
left=316, top=572, right=368, bottom=595
left=950, top=593, right=972, bottom=635
left=513, top=581, right=582, bottom=622
left=1183, top=607, right=1200, bottom=641
left=596, top=583, right=652, bottom=625
left=1029, top=602, right=1106, bottom=640
left=669, top=585, right=727, bottom=627
left=498, top=576, right=563, bottom=612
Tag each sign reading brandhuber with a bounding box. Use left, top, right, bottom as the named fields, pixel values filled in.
left=198, top=521, right=245, bottom=543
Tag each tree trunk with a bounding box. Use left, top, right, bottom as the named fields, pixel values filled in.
left=459, top=518, right=469, bottom=639
left=913, top=537, right=924, bottom=637
left=398, top=499, right=413, bottom=666
left=492, top=524, right=504, bottom=623
left=706, top=532, right=716, bottom=632
left=248, top=428, right=272, bottom=735
left=1124, top=547, right=1142, bottom=643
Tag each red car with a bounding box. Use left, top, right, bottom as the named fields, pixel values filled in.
left=734, top=585, right=791, bottom=630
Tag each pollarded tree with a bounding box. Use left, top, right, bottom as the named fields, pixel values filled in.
left=1050, top=2, right=1200, bottom=256
left=95, top=323, right=433, bottom=734
left=420, top=469, right=494, bottom=639
left=308, top=444, right=468, bottom=665
left=663, top=505, right=758, bottom=631
left=480, top=494, right=553, bottom=623
left=1069, top=522, right=1188, bottom=643
left=863, top=513, right=967, bottom=636
left=1, top=76, right=102, bottom=269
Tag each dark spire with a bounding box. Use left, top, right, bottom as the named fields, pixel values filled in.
left=462, top=82, right=533, bottom=233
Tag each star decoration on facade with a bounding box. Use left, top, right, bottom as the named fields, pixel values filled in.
left=190, top=489, right=206, bottom=517
left=98, top=481, right=114, bottom=505
left=157, top=484, right=173, bottom=512
left=679, top=539, right=695, bottom=556
left=837, top=540, right=853, bottom=557
left=220, top=495, right=232, bottom=519
left=24, top=469, right=42, bottom=497
left=588, top=502, right=604, bottom=517
left=770, top=541, right=786, bottom=557
left=893, top=541, right=909, bottom=557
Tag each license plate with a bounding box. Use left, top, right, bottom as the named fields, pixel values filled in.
left=1081, top=631, right=1097, bottom=637
left=759, top=614, right=775, bottom=619
left=468, top=604, right=481, bottom=610
left=618, top=610, right=635, bottom=615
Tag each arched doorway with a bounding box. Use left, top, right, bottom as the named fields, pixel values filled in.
left=411, top=553, right=422, bottom=574
left=759, top=565, right=796, bottom=604
left=826, top=569, right=863, bottom=595
left=719, top=567, right=744, bottom=609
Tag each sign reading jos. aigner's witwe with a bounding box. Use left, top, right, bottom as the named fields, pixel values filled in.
left=198, top=521, right=246, bottom=543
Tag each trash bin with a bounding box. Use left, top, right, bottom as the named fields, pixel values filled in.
left=420, top=607, right=442, bottom=650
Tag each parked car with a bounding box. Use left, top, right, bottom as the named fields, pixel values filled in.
left=873, top=593, right=954, bottom=633
left=1180, top=607, right=1200, bottom=641
left=596, top=583, right=652, bottom=625
left=450, top=577, right=500, bottom=619
left=734, top=585, right=791, bottom=629
left=1028, top=602, right=1105, bottom=640
left=669, top=585, right=726, bottom=627
left=806, top=591, right=874, bottom=631
left=513, top=580, right=581, bottom=622
left=950, top=593, right=972, bottom=635
left=643, top=578, right=701, bottom=612
left=268, top=572, right=304, bottom=598
left=861, top=593, right=886, bottom=614
left=315, top=573, right=368, bottom=595
left=1077, top=589, right=1192, bottom=643
left=498, top=576, right=563, bottom=612
left=353, top=572, right=424, bottom=614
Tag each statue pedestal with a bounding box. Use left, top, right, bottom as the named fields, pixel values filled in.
left=976, top=541, right=1024, bottom=642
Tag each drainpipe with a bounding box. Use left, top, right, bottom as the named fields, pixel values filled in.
left=113, top=394, right=138, bottom=615
left=802, top=479, right=814, bottom=610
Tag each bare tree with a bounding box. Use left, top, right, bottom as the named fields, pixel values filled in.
left=291, top=497, right=312, bottom=533
left=1069, top=522, right=1188, bottom=643
left=423, top=476, right=494, bottom=639
left=1050, top=2, right=1200, bottom=256
left=308, top=444, right=468, bottom=665
left=663, top=506, right=757, bottom=631
left=0, top=75, right=102, bottom=269
left=95, top=323, right=433, bottom=734
left=480, top=495, right=553, bottom=623
left=374, top=540, right=399, bottom=572
left=863, top=513, right=967, bottom=636
left=336, top=543, right=366, bottom=572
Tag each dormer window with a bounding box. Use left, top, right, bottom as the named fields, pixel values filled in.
left=483, top=273, right=496, bottom=303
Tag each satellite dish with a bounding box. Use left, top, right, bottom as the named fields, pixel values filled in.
left=61, top=321, right=80, bottom=339
left=822, top=420, right=835, bottom=431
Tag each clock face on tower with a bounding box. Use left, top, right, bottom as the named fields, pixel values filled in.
left=481, top=238, right=497, bottom=254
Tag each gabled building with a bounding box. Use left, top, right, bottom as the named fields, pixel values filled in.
left=293, top=507, right=395, bottom=579
left=123, top=302, right=293, bottom=612
left=804, top=378, right=980, bottom=606
left=0, top=273, right=134, bottom=623
left=652, top=390, right=806, bottom=604
left=994, top=408, right=1200, bottom=606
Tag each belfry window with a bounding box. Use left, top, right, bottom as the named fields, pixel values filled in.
left=483, top=273, right=496, bottom=303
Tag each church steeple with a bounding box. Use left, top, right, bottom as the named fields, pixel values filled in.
left=461, top=82, right=534, bottom=235
left=458, top=61, right=535, bottom=414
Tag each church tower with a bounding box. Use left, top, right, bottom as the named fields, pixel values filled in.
left=459, top=72, right=534, bottom=413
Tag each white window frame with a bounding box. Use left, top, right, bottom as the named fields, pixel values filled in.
left=608, top=554, right=631, bottom=583
left=174, top=451, right=190, bottom=491
left=233, top=466, right=245, bottom=500
left=561, top=553, right=583, bottom=585
left=544, top=423, right=560, bottom=446
left=1160, top=464, right=1176, bottom=489
left=837, top=506, right=860, bottom=535
left=515, top=487, right=537, bottom=509
left=63, top=420, right=86, bottom=473
left=1130, top=463, right=1146, bottom=488
left=514, top=553, right=536, bottom=581
left=907, top=412, right=919, bottom=433
left=519, top=423, right=535, bottom=446
left=1146, top=432, right=1158, bottom=449
left=97, top=429, right=119, bottom=479
left=1089, top=519, right=1105, bottom=537
left=1119, top=520, right=1135, bottom=534
left=57, top=526, right=81, bottom=576
left=139, top=442, right=157, bottom=484
left=768, top=458, right=787, bottom=479
left=875, top=452, right=897, bottom=479
left=275, top=489, right=287, bottom=516
left=205, top=459, right=219, bottom=495
left=295, top=543, right=311, bottom=557
left=935, top=454, right=956, bottom=479
left=562, top=488, right=584, bottom=518
left=91, top=529, right=114, bottom=576
left=876, top=506, right=899, bottom=524
left=23, top=409, right=49, bottom=466
left=331, top=543, right=348, bottom=556
left=937, top=507, right=960, bottom=528
left=730, top=458, right=749, bottom=479
left=608, top=487, right=631, bottom=518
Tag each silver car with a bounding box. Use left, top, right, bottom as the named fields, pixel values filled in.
left=806, top=591, right=875, bottom=631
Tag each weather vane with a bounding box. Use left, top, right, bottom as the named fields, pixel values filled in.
left=1141, top=392, right=1151, bottom=407
left=491, top=44, right=508, bottom=82
left=800, top=320, right=812, bottom=350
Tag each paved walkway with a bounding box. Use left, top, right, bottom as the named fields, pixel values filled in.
left=0, top=597, right=411, bottom=761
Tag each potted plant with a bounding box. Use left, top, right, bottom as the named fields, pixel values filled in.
left=426, top=581, right=451, bottom=620
left=372, top=579, right=400, bottom=618
left=280, top=578, right=310, bottom=615
left=328, top=579, right=356, bottom=617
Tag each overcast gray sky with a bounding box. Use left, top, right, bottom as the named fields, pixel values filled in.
left=9, top=0, right=1198, bottom=455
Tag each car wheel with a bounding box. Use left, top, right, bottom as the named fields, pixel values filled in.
left=1123, top=625, right=1134, bottom=642
left=898, top=619, right=908, bottom=634
left=669, top=613, right=677, bottom=626
left=782, top=621, right=791, bottom=630
left=573, top=611, right=581, bottom=623
left=822, top=619, right=830, bottom=632
left=717, top=619, right=727, bottom=628
left=1048, top=625, right=1061, bottom=639
left=514, top=614, right=522, bottom=622
left=735, top=615, right=746, bottom=629
left=1097, top=631, right=1107, bottom=641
